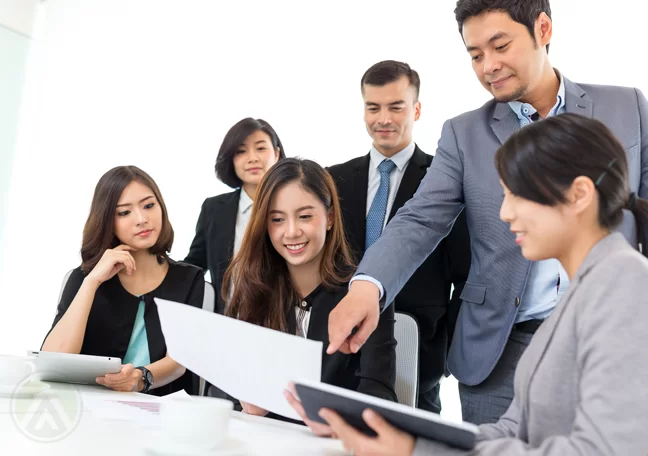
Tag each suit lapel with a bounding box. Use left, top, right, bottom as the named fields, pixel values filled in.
left=388, top=145, right=428, bottom=221
left=306, top=300, right=331, bottom=345
left=522, top=234, right=622, bottom=387
left=306, top=288, right=341, bottom=373
left=215, top=190, right=239, bottom=265
left=350, top=155, right=370, bottom=253
left=491, top=102, right=520, bottom=145
left=490, top=76, right=594, bottom=147
left=563, top=77, right=593, bottom=118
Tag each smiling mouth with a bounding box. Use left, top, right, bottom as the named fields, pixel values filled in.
left=490, top=76, right=512, bottom=86
left=285, top=242, right=307, bottom=251
left=513, top=231, right=526, bottom=244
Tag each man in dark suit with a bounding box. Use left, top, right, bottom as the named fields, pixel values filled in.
left=327, top=60, right=470, bottom=413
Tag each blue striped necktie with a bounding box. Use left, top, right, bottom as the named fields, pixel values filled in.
left=365, top=159, right=396, bottom=250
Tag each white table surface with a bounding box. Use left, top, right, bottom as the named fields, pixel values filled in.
left=0, top=381, right=350, bottom=455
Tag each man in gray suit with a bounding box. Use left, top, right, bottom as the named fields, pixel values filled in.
left=326, top=0, right=648, bottom=424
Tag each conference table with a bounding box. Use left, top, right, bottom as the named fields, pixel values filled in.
left=0, top=381, right=350, bottom=455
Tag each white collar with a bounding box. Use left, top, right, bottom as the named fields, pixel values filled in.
left=369, top=142, right=416, bottom=172
left=239, top=188, right=254, bottom=215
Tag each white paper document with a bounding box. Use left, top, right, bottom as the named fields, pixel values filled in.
left=154, top=297, right=323, bottom=420
left=85, top=397, right=160, bottom=427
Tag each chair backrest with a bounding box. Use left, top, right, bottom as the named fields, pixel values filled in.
left=55, top=269, right=75, bottom=319
left=58, top=269, right=74, bottom=306
left=394, top=312, right=420, bottom=407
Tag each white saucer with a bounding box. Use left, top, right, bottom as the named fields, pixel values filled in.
left=144, top=433, right=244, bottom=455
left=0, top=381, right=50, bottom=398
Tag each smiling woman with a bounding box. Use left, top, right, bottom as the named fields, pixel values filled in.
left=222, top=158, right=397, bottom=432
left=184, top=118, right=286, bottom=316
left=40, top=166, right=205, bottom=396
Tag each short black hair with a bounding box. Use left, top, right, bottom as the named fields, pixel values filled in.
left=361, top=60, right=420, bottom=100
left=215, top=118, right=286, bottom=189
left=455, top=0, right=552, bottom=52
left=495, top=113, right=648, bottom=258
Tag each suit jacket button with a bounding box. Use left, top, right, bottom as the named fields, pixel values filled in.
left=515, top=297, right=520, bottom=307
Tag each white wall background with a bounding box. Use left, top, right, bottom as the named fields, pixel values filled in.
left=0, top=0, right=42, bottom=285
left=1, top=0, right=647, bottom=421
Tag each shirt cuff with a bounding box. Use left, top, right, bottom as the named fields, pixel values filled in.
left=349, top=274, right=385, bottom=301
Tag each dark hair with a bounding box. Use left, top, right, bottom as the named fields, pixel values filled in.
left=361, top=60, right=421, bottom=101
left=223, top=158, right=355, bottom=332
left=81, top=166, right=174, bottom=272
left=455, top=0, right=552, bottom=52
left=495, top=113, right=648, bottom=257
left=215, top=118, right=286, bottom=188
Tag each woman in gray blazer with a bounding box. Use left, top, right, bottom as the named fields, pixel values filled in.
left=319, top=113, right=648, bottom=456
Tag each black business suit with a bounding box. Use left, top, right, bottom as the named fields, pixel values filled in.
left=263, top=283, right=397, bottom=424
left=306, top=284, right=396, bottom=401
left=184, top=189, right=240, bottom=314
left=327, top=145, right=471, bottom=412
left=184, top=189, right=243, bottom=398
left=43, top=260, right=205, bottom=396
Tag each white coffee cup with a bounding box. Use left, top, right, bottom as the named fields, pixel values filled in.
left=159, top=396, right=234, bottom=449
left=0, top=356, right=36, bottom=387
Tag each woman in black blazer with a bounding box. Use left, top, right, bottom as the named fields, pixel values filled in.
left=42, top=166, right=205, bottom=396
left=223, top=158, right=397, bottom=434
left=184, top=118, right=286, bottom=314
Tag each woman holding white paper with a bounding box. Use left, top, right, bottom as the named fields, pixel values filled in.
left=222, top=158, right=397, bottom=434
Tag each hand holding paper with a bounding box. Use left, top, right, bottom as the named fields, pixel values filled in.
left=154, top=298, right=322, bottom=420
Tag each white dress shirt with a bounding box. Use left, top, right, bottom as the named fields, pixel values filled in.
left=295, top=305, right=311, bottom=338
left=233, top=188, right=254, bottom=256
left=350, top=142, right=416, bottom=298
left=366, top=142, right=416, bottom=227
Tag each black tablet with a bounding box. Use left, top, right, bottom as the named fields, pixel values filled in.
left=294, top=379, right=479, bottom=450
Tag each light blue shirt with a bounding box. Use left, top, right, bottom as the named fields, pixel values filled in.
left=122, top=298, right=151, bottom=367
left=352, top=75, right=571, bottom=320
left=508, top=74, right=570, bottom=323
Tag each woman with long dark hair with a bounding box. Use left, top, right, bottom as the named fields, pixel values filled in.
left=224, top=158, right=397, bottom=435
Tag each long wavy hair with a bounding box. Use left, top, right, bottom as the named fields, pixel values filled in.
left=81, top=166, right=173, bottom=272
left=223, top=158, right=355, bottom=332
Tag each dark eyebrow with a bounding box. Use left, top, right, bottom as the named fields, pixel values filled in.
left=116, top=195, right=154, bottom=208
left=466, top=31, right=510, bottom=52
left=365, top=100, right=406, bottom=107
left=268, top=205, right=316, bottom=215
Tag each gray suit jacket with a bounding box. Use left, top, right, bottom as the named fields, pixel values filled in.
left=413, top=233, right=648, bottom=455
left=356, top=76, right=648, bottom=385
